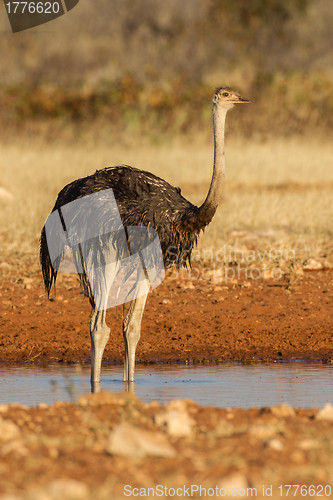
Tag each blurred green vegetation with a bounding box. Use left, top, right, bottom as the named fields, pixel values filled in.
left=0, top=0, right=332, bottom=137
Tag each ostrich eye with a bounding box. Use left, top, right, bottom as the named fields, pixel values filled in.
left=222, top=92, right=229, bottom=97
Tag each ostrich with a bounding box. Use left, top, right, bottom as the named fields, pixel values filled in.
left=40, top=87, right=250, bottom=388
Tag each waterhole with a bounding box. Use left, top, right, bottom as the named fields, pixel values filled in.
left=0, top=362, right=332, bottom=408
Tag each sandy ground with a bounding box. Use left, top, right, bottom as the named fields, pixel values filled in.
left=0, top=268, right=332, bottom=498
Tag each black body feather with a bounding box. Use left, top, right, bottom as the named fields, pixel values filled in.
left=40, top=166, right=204, bottom=304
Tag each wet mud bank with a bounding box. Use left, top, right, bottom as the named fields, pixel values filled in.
left=0, top=270, right=332, bottom=366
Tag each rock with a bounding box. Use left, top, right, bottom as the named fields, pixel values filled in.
left=77, top=396, right=90, bottom=407
left=226, top=410, right=234, bottom=420
left=37, top=403, right=49, bottom=410
left=267, top=438, right=284, bottom=451
left=107, top=422, right=175, bottom=458
left=147, top=401, right=161, bottom=409
left=0, top=417, right=20, bottom=442
left=248, top=422, right=282, bottom=440
left=45, top=479, right=89, bottom=499
left=0, top=404, right=9, bottom=413
left=298, top=439, right=320, bottom=450
left=54, top=401, right=66, bottom=408
left=181, top=281, right=194, bottom=289
left=167, top=399, right=194, bottom=411
left=271, top=404, right=295, bottom=417
left=2, top=439, right=28, bottom=456
left=211, top=419, right=234, bottom=438
left=9, top=403, right=27, bottom=410
left=154, top=408, right=194, bottom=438
left=23, top=277, right=34, bottom=285
left=316, top=403, right=333, bottom=421
left=303, top=258, right=324, bottom=271
left=218, top=473, right=248, bottom=495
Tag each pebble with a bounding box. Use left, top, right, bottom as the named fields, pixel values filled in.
left=107, top=422, right=176, bottom=458
left=2, top=439, right=28, bottom=456
left=167, top=399, right=194, bottom=411
left=212, top=419, right=235, bottom=438
left=146, top=401, right=161, bottom=409
left=10, top=403, right=27, bottom=409
left=0, top=404, right=9, bottom=413
left=267, top=438, right=284, bottom=451
left=0, top=417, right=20, bottom=442
left=248, top=423, right=282, bottom=440
left=218, top=473, right=248, bottom=495
left=54, top=401, right=66, bottom=408
left=44, top=479, right=88, bottom=500
left=37, top=403, right=49, bottom=410
left=315, top=403, right=333, bottom=421
left=23, top=277, right=34, bottom=285
left=270, top=404, right=295, bottom=417
left=154, top=408, right=194, bottom=438
left=303, top=258, right=324, bottom=271
left=181, top=281, right=194, bottom=289
left=298, top=439, right=320, bottom=450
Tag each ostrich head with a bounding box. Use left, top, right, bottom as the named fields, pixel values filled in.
left=212, top=87, right=251, bottom=111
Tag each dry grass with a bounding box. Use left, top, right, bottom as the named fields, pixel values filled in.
left=0, top=135, right=332, bottom=279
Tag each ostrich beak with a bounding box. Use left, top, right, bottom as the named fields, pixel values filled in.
left=236, top=95, right=251, bottom=103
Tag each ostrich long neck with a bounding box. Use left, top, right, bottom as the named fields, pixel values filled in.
left=197, top=104, right=227, bottom=227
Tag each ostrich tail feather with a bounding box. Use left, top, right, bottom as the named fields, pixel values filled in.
left=40, top=225, right=57, bottom=297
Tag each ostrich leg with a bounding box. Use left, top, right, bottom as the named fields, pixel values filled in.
left=90, top=308, right=110, bottom=391
left=123, top=290, right=148, bottom=382
left=89, top=259, right=118, bottom=392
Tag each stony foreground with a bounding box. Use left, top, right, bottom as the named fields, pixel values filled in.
left=0, top=392, right=333, bottom=499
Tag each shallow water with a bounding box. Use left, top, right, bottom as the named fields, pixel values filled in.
left=0, top=362, right=332, bottom=408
